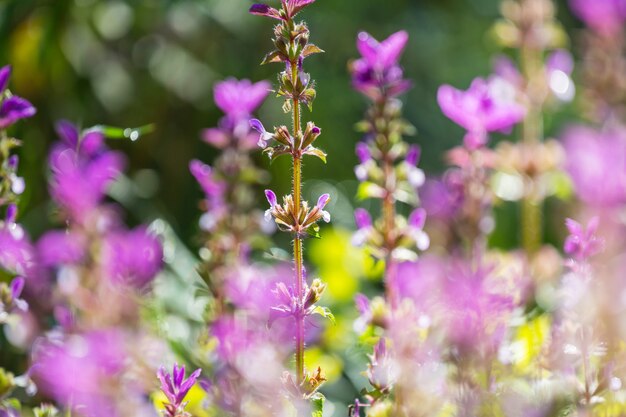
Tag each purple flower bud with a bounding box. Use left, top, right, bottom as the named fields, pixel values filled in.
left=265, top=189, right=277, bottom=222
left=312, top=126, right=321, bottom=135
left=7, top=155, right=18, bottom=170
left=265, top=189, right=278, bottom=208
left=5, top=204, right=17, bottom=223
left=0, top=96, right=36, bottom=129
left=10, top=276, right=24, bottom=299
left=354, top=208, right=372, bottom=230
left=316, top=193, right=330, bottom=209
left=250, top=118, right=273, bottom=148
left=0, top=65, right=11, bottom=93
left=316, top=193, right=331, bottom=223
left=55, top=120, right=80, bottom=149
left=409, top=208, right=426, bottom=230
left=249, top=3, right=283, bottom=19
left=356, top=142, right=371, bottom=164
left=406, top=144, right=421, bottom=166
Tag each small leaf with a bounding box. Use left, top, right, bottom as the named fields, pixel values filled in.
left=304, top=147, right=327, bottom=163
left=261, top=50, right=285, bottom=65
left=312, top=306, right=335, bottom=325
left=306, top=223, right=321, bottom=239
left=311, top=393, right=325, bottom=417
left=302, top=44, right=325, bottom=58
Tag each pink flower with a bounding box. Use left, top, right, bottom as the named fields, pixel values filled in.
left=437, top=77, right=526, bottom=149
left=213, top=78, right=270, bottom=124
left=569, top=0, right=626, bottom=36
left=564, top=217, right=604, bottom=261
left=563, top=125, right=626, bottom=207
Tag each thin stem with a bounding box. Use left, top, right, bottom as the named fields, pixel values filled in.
left=291, top=59, right=305, bottom=383
left=520, top=40, right=544, bottom=254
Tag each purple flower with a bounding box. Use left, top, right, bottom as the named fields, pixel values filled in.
left=33, top=330, right=127, bottom=417
left=0, top=65, right=11, bottom=92
left=103, top=227, right=163, bottom=288
left=0, top=96, right=36, bottom=129
left=5, top=204, right=17, bottom=224
left=564, top=217, right=604, bottom=261
left=569, top=0, right=626, bottom=36
left=264, top=189, right=278, bottom=221
left=249, top=118, right=274, bottom=148
left=157, top=364, right=201, bottom=416
left=408, top=208, right=430, bottom=251
left=404, top=145, right=425, bottom=188
left=0, top=223, right=36, bottom=277
left=8, top=276, right=27, bottom=312
left=316, top=193, right=331, bottom=223
left=250, top=0, right=315, bottom=20
left=189, top=160, right=226, bottom=201
left=563, top=125, right=626, bottom=207
left=214, top=78, right=270, bottom=123
left=55, top=120, right=105, bottom=157
left=49, top=148, right=126, bottom=222
left=352, top=31, right=412, bottom=101
left=437, top=77, right=526, bottom=149
left=36, top=231, right=87, bottom=267
left=352, top=209, right=373, bottom=247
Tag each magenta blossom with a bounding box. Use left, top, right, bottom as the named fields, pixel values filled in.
left=250, top=0, right=315, bottom=20
left=36, top=231, right=86, bottom=267
left=563, top=125, right=626, bottom=208
left=102, top=227, right=163, bottom=288
left=33, top=330, right=127, bottom=417
left=213, top=78, right=270, bottom=124
left=564, top=217, right=604, bottom=261
left=0, top=65, right=36, bottom=129
left=157, top=364, right=201, bottom=417
left=0, top=223, right=36, bottom=277
left=55, top=120, right=105, bottom=157
left=49, top=148, right=126, bottom=223
left=569, top=0, right=626, bottom=36
left=437, top=76, right=526, bottom=149
left=352, top=31, right=412, bottom=101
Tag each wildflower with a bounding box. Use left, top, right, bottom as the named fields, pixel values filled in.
left=102, top=227, right=163, bottom=288
left=250, top=118, right=274, bottom=148
left=157, top=364, right=201, bottom=417
left=1, top=276, right=27, bottom=321
left=264, top=190, right=331, bottom=234
left=569, top=0, right=626, bottom=36
left=351, top=31, right=412, bottom=101
left=407, top=208, right=430, bottom=251
left=437, top=76, right=526, bottom=149
left=0, top=65, right=36, bottom=129
left=564, top=217, right=604, bottom=261
left=249, top=0, right=316, bottom=20
left=55, top=120, right=105, bottom=157
left=214, top=78, right=270, bottom=125
left=352, top=208, right=373, bottom=247
left=563, top=125, right=626, bottom=207
left=36, top=231, right=86, bottom=267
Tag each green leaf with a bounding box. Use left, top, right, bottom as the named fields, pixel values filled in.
left=306, top=223, right=321, bottom=239
left=261, top=50, right=284, bottom=65
left=91, top=124, right=155, bottom=141
left=302, top=44, right=325, bottom=58
left=312, top=306, right=335, bottom=325
left=311, top=393, right=325, bottom=417
left=304, top=147, right=327, bottom=163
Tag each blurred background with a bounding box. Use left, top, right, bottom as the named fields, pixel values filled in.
left=1, top=0, right=582, bottom=244
left=0, top=0, right=586, bottom=414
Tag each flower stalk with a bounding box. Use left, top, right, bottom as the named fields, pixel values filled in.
left=250, top=0, right=332, bottom=407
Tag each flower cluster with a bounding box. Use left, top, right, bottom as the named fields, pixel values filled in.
left=31, top=121, right=164, bottom=417
left=249, top=0, right=333, bottom=411
left=157, top=364, right=201, bottom=417
left=350, top=31, right=428, bottom=264
left=190, top=78, right=273, bottom=292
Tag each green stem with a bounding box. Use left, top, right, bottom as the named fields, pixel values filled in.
left=291, top=59, right=305, bottom=383
left=520, top=40, right=544, bottom=254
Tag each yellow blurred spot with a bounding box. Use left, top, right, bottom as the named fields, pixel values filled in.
left=152, top=384, right=210, bottom=417
left=304, top=347, right=343, bottom=383
left=514, top=315, right=551, bottom=373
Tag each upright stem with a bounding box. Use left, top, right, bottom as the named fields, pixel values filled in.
left=520, top=42, right=543, bottom=254
left=291, top=60, right=305, bottom=383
